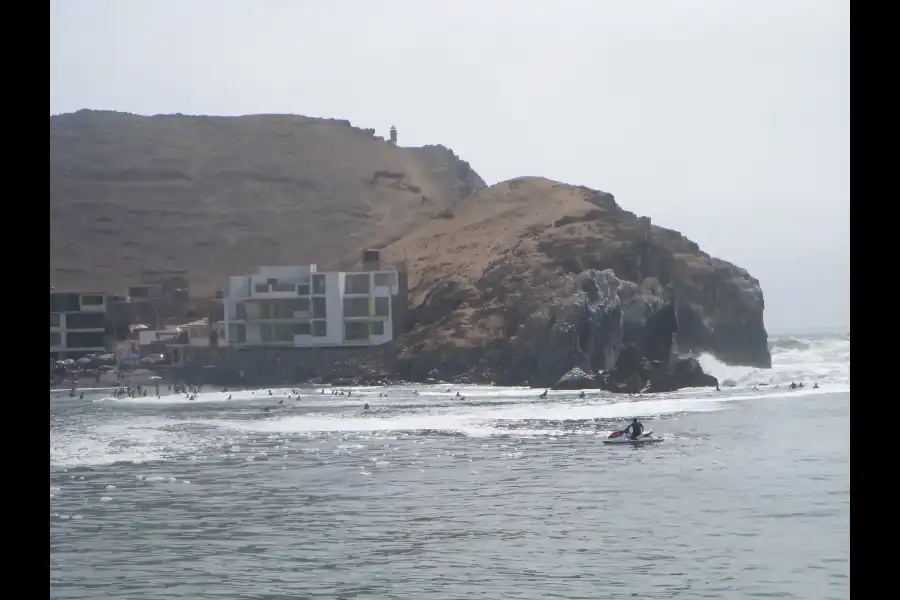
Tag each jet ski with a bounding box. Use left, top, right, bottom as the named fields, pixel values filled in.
left=603, top=429, right=664, bottom=445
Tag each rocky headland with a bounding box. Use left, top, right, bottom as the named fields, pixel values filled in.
left=381, top=177, right=770, bottom=392
left=51, top=111, right=770, bottom=392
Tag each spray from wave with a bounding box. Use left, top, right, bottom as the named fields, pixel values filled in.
left=698, top=332, right=850, bottom=388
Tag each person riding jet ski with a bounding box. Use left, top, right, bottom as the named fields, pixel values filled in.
left=622, top=417, right=644, bottom=440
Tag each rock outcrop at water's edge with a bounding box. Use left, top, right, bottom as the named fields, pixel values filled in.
left=164, top=178, right=769, bottom=393
left=537, top=271, right=721, bottom=393
left=379, top=177, right=771, bottom=391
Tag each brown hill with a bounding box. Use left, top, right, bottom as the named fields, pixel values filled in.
left=50, top=110, right=485, bottom=293
left=381, top=177, right=770, bottom=383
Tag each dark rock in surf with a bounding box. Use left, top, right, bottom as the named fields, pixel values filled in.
left=541, top=271, right=718, bottom=393
left=643, top=356, right=718, bottom=393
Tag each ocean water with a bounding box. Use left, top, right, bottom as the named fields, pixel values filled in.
left=50, top=333, right=850, bottom=599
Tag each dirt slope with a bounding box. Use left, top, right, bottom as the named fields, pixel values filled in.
left=50, top=110, right=485, bottom=293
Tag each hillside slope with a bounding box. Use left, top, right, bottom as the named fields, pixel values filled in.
left=50, top=110, right=485, bottom=292
left=382, top=177, right=770, bottom=385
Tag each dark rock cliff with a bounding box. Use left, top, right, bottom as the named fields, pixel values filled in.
left=382, top=177, right=770, bottom=389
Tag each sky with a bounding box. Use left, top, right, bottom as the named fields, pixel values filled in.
left=50, top=0, right=849, bottom=333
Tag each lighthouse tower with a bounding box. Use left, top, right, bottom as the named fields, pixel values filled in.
left=389, top=125, right=397, bottom=145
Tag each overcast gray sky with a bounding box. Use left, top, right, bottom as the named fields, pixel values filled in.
left=50, top=0, right=849, bottom=333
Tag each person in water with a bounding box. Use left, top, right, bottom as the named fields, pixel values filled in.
left=623, top=417, right=644, bottom=440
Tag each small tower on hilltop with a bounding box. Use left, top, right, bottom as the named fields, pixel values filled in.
left=389, top=125, right=397, bottom=144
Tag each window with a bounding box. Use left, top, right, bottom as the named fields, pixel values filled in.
left=65, top=312, right=106, bottom=330
left=259, top=300, right=273, bottom=319
left=312, top=274, right=326, bottom=295
left=50, top=293, right=80, bottom=312
left=128, top=286, right=151, bottom=299
left=269, top=299, right=308, bottom=319
left=66, top=331, right=105, bottom=349
left=245, top=302, right=261, bottom=319
left=370, top=321, right=384, bottom=336
left=374, top=272, right=396, bottom=287
left=374, top=297, right=390, bottom=317
left=312, top=320, right=327, bottom=337
left=50, top=331, right=62, bottom=346
left=345, top=273, right=370, bottom=294
left=345, top=321, right=370, bottom=341
left=294, top=322, right=311, bottom=336
left=50, top=313, right=61, bottom=327
left=228, top=323, right=246, bottom=343
left=312, top=297, right=327, bottom=318
left=297, top=282, right=310, bottom=296
left=343, top=297, right=370, bottom=318
left=261, top=324, right=273, bottom=342
left=236, top=303, right=247, bottom=319
left=254, top=283, right=269, bottom=293
left=81, top=294, right=105, bottom=306
left=211, top=304, right=225, bottom=322
left=273, top=324, right=294, bottom=342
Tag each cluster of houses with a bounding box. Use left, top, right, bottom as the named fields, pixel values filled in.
left=50, top=250, right=407, bottom=366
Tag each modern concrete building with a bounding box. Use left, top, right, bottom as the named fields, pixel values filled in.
left=223, top=254, right=403, bottom=349
left=50, top=291, right=110, bottom=359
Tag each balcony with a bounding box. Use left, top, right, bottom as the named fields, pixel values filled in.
left=254, top=282, right=300, bottom=294
left=246, top=315, right=312, bottom=323
left=246, top=285, right=308, bottom=300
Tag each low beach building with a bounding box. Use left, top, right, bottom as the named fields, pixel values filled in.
left=223, top=251, right=405, bottom=349
left=50, top=291, right=110, bottom=359
left=161, top=318, right=229, bottom=365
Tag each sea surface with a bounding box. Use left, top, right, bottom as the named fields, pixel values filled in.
left=50, top=333, right=850, bottom=599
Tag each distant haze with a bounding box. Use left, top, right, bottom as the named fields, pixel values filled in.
left=50, top=0, right=849, bottom=333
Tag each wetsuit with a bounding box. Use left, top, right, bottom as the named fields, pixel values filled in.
left=626, top=421, right=644, bottom=440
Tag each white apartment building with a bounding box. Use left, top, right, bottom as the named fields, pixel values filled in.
left=50, top=291, right=109, bottom=358
left=223, top=263, right=401, bottom=348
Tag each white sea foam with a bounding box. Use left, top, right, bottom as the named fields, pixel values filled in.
left=198, top=384, right=843, bottom=438
left=50, top=416, right=216, bottom=467
left=50, top=333, right=849, bottom=465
